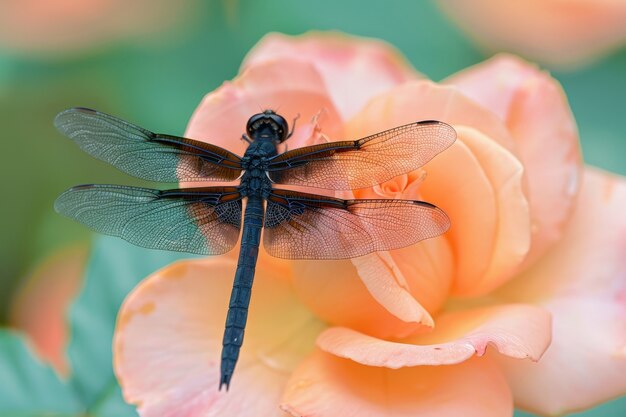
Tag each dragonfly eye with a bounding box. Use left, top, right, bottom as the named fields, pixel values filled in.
left=246, top=114, right=263, bottom=138
left=269, top=113, right=289, bottom=142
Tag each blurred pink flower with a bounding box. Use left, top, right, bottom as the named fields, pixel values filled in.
left=10, top=245, right=86, bottom=375
left=436, top=0, right=626, bottom=68
left=0, top=0, right=198, bottom=55
left=113, top=32, right=626, bottom=416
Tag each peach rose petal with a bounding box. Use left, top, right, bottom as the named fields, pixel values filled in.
left=281, top=351, right=513, bottom=417
left=114, top=258, right=323, bottom=417
left=417, top=139, right=497, bottom=296
left=184, top=59, right=343, bottom=158
left=447, top=55, right=582, bottom=269
left=292, top=259, right=428, bottom=340
left=351, top=253, right=435, bottom=329
left=242, top=31, right=421, bottom=121
left=419, top=128, right=530, bottom=297
left=344, top=80, right=515, bottom=152
left=493, top=168, right=626, bottom=415
left=454, top=126, right=530, bottom=295
left=317, top=304, right=550, bottom=368
left=444, top=55, right=536, bottom=121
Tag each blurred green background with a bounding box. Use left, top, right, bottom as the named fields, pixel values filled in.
left=0, top=1, right=624, bottom=415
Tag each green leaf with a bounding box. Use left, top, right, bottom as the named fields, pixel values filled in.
left=515, top=396, right=626, bottom=416
left=88, top=384, right=138, bottom=417
left=0, top=331, right=81, bottom=417
left=66, top=236, right=198, bottom=413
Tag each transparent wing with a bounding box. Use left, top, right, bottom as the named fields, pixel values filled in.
left=55, top=185, right=242, bottom=255
left=55, top=107, right=243, bottom=183
left=263, top=189, right=450, bottom=259
left=267, top=121, right=456, bottom=190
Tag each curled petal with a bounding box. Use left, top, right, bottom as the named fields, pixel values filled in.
left=448, top=55, right=582, bottom=269
left=371, top=237, right=453, bottom=320
left=242, top=31, right=421, bottom=120
left=291, top=257, right=435, bottom=340
left=317, top=304, right=551, bottom=367
left=351, top=252, right=436, bottom=329
left=493, top=167, right=626, bottom=415
left=114, top=258, right=322, bottom=417
left=281, top=351, right=513, bottom=417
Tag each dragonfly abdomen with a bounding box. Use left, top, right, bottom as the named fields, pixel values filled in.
left=220, top=196, right=264, bottom=390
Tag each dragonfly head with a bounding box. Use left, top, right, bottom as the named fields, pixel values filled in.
left=246, top=110, right=289, bottom=143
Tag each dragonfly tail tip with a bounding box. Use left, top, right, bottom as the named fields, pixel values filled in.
left=219, top=374, right=231, bottom=392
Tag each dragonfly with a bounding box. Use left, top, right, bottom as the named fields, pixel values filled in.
left=54, top=107, right=456, bottom=390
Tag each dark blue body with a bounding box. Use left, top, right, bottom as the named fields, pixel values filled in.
left=220, top=135, right=278, bottom=389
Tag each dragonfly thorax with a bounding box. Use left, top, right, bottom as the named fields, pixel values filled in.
left=239, top=168, right=272, bottom=198
left=241, top=141, right=275, bottom=198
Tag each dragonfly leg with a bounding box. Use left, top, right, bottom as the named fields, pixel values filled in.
left=241, top=134, right=252, bottom=144
left=285, top=113, right=300, bottom=140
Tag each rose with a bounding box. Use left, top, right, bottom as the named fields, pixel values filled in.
left=113, top=32, right=626, bottom=416
left=436, top=0, right=626, bottom=68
